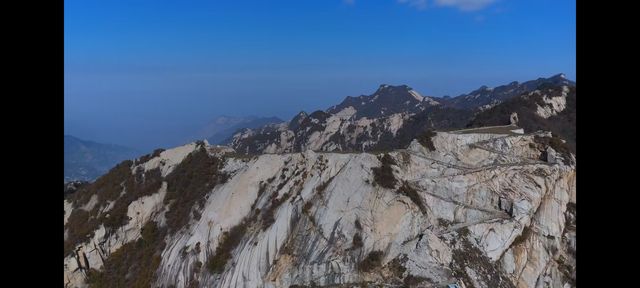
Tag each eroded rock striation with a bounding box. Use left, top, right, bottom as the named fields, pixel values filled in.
left=64, top=129, right=575, bottom=288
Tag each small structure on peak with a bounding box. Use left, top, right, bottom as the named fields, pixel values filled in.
left=510, top=112, right=519, bottom=125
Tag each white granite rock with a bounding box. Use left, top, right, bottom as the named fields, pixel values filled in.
left=64, top=130, right=576, bottom=288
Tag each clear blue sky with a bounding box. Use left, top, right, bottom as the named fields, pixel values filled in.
left=64, top=0, right=576, bottom=151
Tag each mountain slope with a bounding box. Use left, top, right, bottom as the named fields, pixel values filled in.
left=468, top=85, right=576, bottom=153
left=64, top=131, right=576, bottom=288
left=64, top=135, right=141, bottom=182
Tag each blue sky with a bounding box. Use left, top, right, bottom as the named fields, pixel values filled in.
left=65, top=0, right=576, bottom=151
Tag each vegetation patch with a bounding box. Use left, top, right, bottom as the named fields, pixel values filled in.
left=85, top=221, right=167, bottom=288
left=164, top=147, right=229, bottom=232
left=230, top=126, right=282, bottom=155
left=396, top=181, right=427, bottom=215
left=556, top=255, right=576, bottom=287
left=388, top=256, right=407, bottom=279
left=64, top=181, right=89, bottom=198
left=136, top=148, right=165, bottom=165
left=399, top=151, right=411, bottom=166
left=64, top=209, right=100, bottom=257
left=64, top=162, right=163, bottom=257
left=372, top=154, right=397, bottom=189
left=354, top=219, right=362, bottom=230
left=261, top=190, right=292, bottom=230
left=417, top=130, right=437, bottom=151
left=68, top=160, right=134, bottom=208
left=257, top=181, right=268, bottom=198
left=533, top=135, right=573, bottom=165
left=192, top=260, right=202, bottom=274
left=302, top=201, right=315, bottom=225
left=253, top=176, right=277, bottom=210
left=207, top=220, right=249, bottom=274
left=260, top=168, right=304, bottom=230
left=206, top=194, right=263, bottom=274
left=352, top=233, right=363, bottom=249
left=565, top=203, right=576, bottom=230
left=512, top=226, right=533, bottom=247
left=358, top=250, right=384, bottom=272
left=403, top=274, right=429, bottom=287
left=302, top=201, right=313, bottom=215
left=315, top=175, right=336, bottom=195
left=277, top=175, right=292, bottom=190
left=437, top=218, right=453, bottom=228
left=103, top=167, right=163, bottom=231
left=326, top=130, right=348, bottom=151
left=369, top=106, right=471, bottom=152
left=450, top=228, right=515, bottom=288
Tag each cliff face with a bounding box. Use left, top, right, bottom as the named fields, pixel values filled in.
left=64, top=131, right=575, bottom=288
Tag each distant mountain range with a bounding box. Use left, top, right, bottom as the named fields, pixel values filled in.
left=64, top=135, right=141, bottom=182
left=440, top=73, right=575, bottom=110
left=230, top=74, right=576, bottom=154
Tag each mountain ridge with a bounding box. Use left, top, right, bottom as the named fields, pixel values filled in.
left=229, top=74, right=575, bottom=155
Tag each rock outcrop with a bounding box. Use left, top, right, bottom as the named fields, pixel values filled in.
left=510, top=112, right=519, bottom=125
left=64, top=129, right=575, bottom=288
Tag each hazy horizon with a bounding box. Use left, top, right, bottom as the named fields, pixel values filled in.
left=65, top=0, right=576, bottom=151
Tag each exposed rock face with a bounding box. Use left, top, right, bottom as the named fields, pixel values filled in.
left=64, top=130, right=576, bottom=288
left=535, top=86, right=569, bottom=119
left=64, top=180, right=90, bottom=196
left=510, top=112, right=519, bottom=125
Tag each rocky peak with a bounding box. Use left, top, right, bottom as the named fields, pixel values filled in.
left=374, top=84, right=413, bottom=97
left=288, top=111, right=309, bottom=130
left=327, top=84, right=433, bottom=119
